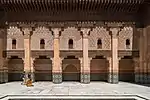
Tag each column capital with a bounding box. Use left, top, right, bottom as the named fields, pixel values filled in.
left=51, top=28, right=62, bottom=39
left=80, top=28, right=91, bottom=38
left=109, top=28, right=121, bottom=38
left=31, top=57, right=35, bottom=62
left=106, top=57, right=111, bottom=61
left=20, top=27, right=33, bottom=38
left=88, top=57, right=92, bottom=65
left=78, top=57, right=83, bottom=64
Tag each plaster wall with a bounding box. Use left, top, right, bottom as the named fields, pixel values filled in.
left=6, top=26, right=138, bottom=51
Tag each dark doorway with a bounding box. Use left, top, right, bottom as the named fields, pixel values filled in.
left=34, top=56, right=52, bottom=81
left=63, top=64, right=80, bottom=81
left=119, top=56, right=134, bottom=82
left=8, top=56, right=24, bottom=81
left=90, top=56, right=108, bottom=81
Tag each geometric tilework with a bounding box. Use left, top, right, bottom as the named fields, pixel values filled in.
left=52, top=72, right=62, bottom=84
left=80, top=72, right=90, bottom=84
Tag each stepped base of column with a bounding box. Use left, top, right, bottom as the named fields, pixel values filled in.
left=143, top=73, right=147, bottom=83
left=107, top=72, right=112, bottom=83
left=81, top=73, right=90, bottom=84
left=135, top=74, right=140, bottom=83
left=108, top=73, right=118, bottom=84
left=137, top=74, right=150, bottom=84
left=148, top=74, right=150, bottom=83
left=0, top=71, right=8, bottom=84
left=0, top=72, right=3, bottom=83
left=52, top=72, right=62, bottom=84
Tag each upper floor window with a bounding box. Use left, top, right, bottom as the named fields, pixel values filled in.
left=12, top=39, right=16, bottom=49
left=126, top=39, right=130, bottom=49
left=97, top=39, right=102, bottom=49
left=40, top=39, right=45, bottom=49
left=68, top=39, right=73, bottom=49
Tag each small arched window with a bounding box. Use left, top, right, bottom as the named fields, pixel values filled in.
left=97, top=39, right=102, bottom=49
left=12, top=39, right=16, bottom=49
left=126, top=39, right=130, bottom=49
left=40, top=39, right=45, bottom=49
left=68, top=39, right=73, bottom=49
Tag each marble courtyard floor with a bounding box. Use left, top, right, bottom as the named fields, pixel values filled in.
left=0, top=82, right=150, bottom=99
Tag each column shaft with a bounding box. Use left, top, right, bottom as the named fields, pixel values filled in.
left=31, top=58, right=35, bottom=82
left=143, top=28, right=148, bottom=83
left=133, top=58, right=140, bottom=83
left=110, top=28, right=119, bottom=84
left=22, top=28, right=32, bottom=80
left=0, top=29, right=7, bottom=83
left=81, top=29, right=90, bottom=84
left=107, top=57, right=112, bottom=83
left=0, top=38, right=4, bottom=83
left=52, top=29, right=62, bottom=83
left=139, top=28, right=144, bottom=83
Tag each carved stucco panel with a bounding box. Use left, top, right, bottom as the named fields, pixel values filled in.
left=118, top=27, right=133, bottom=50
left=7, top=26, right=24, bottom=50
left=89, top=27, right=111, bottom=50
left=60, top=27, right=82, bottom=50
left=32, top=27, right=53, bottom=50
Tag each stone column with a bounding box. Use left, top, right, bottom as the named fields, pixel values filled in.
left=138, top=28, right=144, bottom=83
left=80, top=28, right=90, bottom=83
left=78, top=57, right=83, bottom=79
left=21, top=28, right=32, bottom=80
left=107, top=57, right=112, bottom=83
left=0, top=34, right=4, bottom=83
left=143, top=28, right=148, bottom=83
left=109, top=28, right=120, bottom=84
left=146, top=26, right=150, bottom=83
left=3, top=59, right=9, bottom=83
left=31, top=57, right=35, bottom=82
left=133, top=57, right=140, bottom=83
left=51, top=28, right=62, bottom=84
left=0, top=29, right=7, bottom=83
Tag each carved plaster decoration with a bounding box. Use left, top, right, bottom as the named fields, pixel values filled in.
left=7, top=26, right=24, bottom=50
left=32, top=26, right=53, bottom=50
left=60, top=27, right=82, bottom=50
left=89, top=27, right=111, bottom=50
left=7, top=26, right=23, bottom=38
left=118, top=27, right=133, bottom=50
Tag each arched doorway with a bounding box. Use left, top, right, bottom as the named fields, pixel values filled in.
left=119, top=56, right=134, bottom=82
left=63, top=64, right=80, bottom=81
left=90, top=56, right=108, bottom=81
left=8, top=56, right=24, bottom=81
left=62, top=56, right=80, bottom=81
left=34, top=56, right=52, bottom=81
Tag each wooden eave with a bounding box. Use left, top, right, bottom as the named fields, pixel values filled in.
left=0, top=0, right=145, bottom=13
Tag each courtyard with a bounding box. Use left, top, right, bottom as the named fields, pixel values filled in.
left=0, top=82, right=150, bottom=100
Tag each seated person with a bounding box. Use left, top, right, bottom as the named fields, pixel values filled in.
left=26, top=78, right=33, bottom=87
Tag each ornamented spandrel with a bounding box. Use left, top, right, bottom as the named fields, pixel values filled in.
left=32, top=27, right=53, bottom=50
left=60, top=27, right=82, bottom=50
left=118, top=27, right=133, bottom=50
left=89, top=27, right=111, bottom=50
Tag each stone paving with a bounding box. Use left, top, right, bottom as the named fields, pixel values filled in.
left=0, top=82, right=150, bottom=99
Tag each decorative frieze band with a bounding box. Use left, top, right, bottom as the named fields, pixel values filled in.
left=7, top=21, right=135, bottom=29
